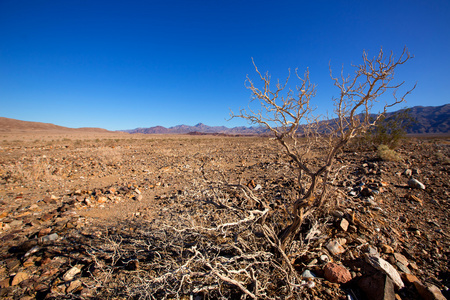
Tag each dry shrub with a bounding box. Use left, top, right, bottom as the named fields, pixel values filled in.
left=95, top=147, right=123, bottom=166
left=377, top=144, right=402, bottom=162
left=2, top=156, right=60, bottom=184
left=83, top=175, right=331, bottom=299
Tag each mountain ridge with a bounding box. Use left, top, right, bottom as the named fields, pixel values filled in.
left=1, top=104, right=448, bottom=135
left=123, top=104, right=450, bottom=135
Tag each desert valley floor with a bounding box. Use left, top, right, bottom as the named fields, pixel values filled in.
left=0, top=131, right=449, bottom=299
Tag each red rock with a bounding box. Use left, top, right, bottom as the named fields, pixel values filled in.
left=323, top=262, right=352, bottom=284
left=401, top=273, right=420, bottom=285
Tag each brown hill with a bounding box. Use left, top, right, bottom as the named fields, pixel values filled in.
left=0, top=117, right=110, bottom=133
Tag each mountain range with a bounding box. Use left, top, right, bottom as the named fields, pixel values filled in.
left=123, top=104, right=450, bottom=135
left=1, top=104, right=448, bottom=135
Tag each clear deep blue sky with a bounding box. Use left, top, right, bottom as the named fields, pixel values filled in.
left=1, top=0, right=449, bottom=130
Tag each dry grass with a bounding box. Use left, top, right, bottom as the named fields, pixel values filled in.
left=377, top=144, right=402, bottom=162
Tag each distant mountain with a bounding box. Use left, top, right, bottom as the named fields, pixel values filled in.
left=1, top=104, right=448, bottom=135
left=0, top=117, right=111, bottom=133
left=398, top=104, right=450, bottom=134
left=123, top=104, right=450, bottom=135
left=123, top=123, right=269, bottom=135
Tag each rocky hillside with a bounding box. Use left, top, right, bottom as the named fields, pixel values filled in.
left=123, top=104, right=450, bottom=135
left=401, top=104, right=450, bottom=134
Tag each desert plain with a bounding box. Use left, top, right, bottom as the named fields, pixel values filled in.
left=0, top=129, right=449, bottom=299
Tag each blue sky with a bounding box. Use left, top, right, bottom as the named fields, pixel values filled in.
left=1, top=0, right=449, bottom=130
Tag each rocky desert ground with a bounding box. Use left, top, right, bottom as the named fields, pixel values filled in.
left=0, top=131, right=449, bottom=299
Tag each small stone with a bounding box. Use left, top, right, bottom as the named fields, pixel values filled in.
left=62, top=266, right=82, bottom=281
left=393, top=253, right=409, bottom=266
left=23, top=257, right=36, bottom=267
left=66, top=279, right=82, bottom=293
left=349, top=225, right=358, bottom=233
left=363, top=198, right=377, bottom=206
left=349, top=190, right=358, bottom=197
left=401, top=273, right=419, bottom=285
left=41, top=212, right=56, bottom=221
left=326, top=239, right=346, bottom=256
left=408, top=178, right=425, bottom=190
left=97, top=196, right=108, bottom=203
left=24, top=245, right=40, bottom=258
left=39, top=233, right=59, bottom=244
left=0, top=278, right=10, bottom=288
left=381, top=244, right=394, bottom=254
left=365, top=245, right=379, bottom=256
left=9, top=220, right=23, bottom=227
left=11, top=272, right=28, bottom=286
left=395, top=262, right=411, bottom=274
left=332, top=210, right=345, bottom=218
left=6, top=258, right=21, bottom=271
left=339, top=218, right=349, bottom=232
left=301, top=270, right=316, bottom=278
left=34, top=282, right=50, bottom=292
left=408, top=261, right=419, bottom=270
left=320, top=254, right=330, bottom=263
left=38, top=228, right=52, bottom=237
left=323, top=263, right=352, bottom=284
left=80, top=288, right=94, bottom=297
left=403, top=169, right=412, bottom=177
left=1, top=222, right=11, bottom=231
left=19, top=278, right=35, bottom=289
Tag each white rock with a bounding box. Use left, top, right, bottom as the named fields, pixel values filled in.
left=24, top=246, right=40, bottom=258
left=63, top=265, right=82, bottom=281
left=326, top=239, right=346, bottom=256
left=364, top=254, right=404, bottom=289
left=301, top=270, right=316, bottom=278
left=339, top=219, right=349, bottom=231
left=40, top=233, right=59, bottom=244
left=320, top=254, right=331, bottom=263
left=408, top=178, right=425, bottom=190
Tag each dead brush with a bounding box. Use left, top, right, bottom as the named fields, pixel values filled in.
left=3, top=156, right=60, bottom=185
left=95, top=147, right=123, bottom=166
left=85, top=178, right=332, bottom=299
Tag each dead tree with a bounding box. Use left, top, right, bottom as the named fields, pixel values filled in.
left=231, top=47, right=415, bottom=250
